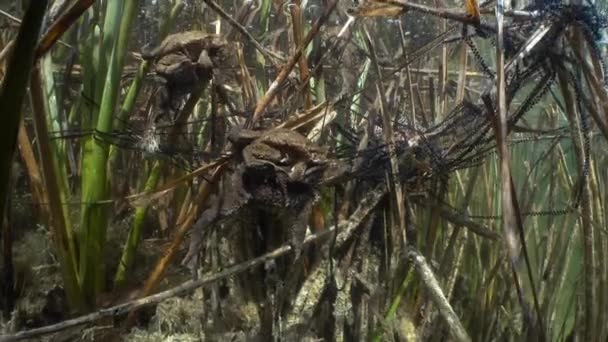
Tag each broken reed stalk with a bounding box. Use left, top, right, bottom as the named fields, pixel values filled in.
left=372, top=266, right=416, bottom=341
left=17, top=122, right=49, bottom=224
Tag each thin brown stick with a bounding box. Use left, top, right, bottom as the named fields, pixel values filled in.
left=17, top=121, right=49, bottom=224
left=289, top=0, right=313, bottom=110
left=250, top=0, right=338, bottom=125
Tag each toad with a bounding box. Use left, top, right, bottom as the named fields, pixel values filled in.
left=183, top=127, right=328, bottom=272
left=152, top=50, right=214, bottom=112
left=142, top=31, right=225, bottom=113
left=228, top=127, right=329, bottom=182
left=142, top=31, right=225, bottom=62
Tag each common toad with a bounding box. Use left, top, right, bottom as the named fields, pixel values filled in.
left=183, top=128, right=328, bottom=272
left=228, top=127, right=328, bottom=181
left=142, top=31, right=225, bottom=62
left=143, top=32, right=223, bottom=114
left=154, top=53, right=198, bottom=89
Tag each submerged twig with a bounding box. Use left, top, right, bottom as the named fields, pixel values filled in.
left=0, top=9, right=21, bottom=26
left=415, top=200, right=500, bottom=240
left=407, top=246, right=471, bottom=342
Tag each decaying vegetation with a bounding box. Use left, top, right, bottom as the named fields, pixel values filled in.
left=1, top=0, right=608, bottom=340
